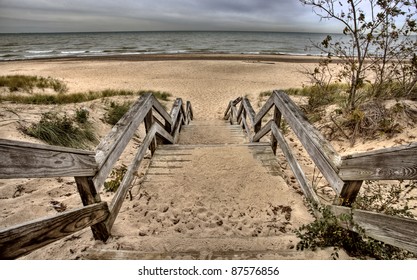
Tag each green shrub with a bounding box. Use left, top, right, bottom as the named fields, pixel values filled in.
left=22, top=111, right=97, bottom=149
left=104, top=101, right=132, bottom=125
left=104, top=165, right=127, bottom=192
left=75, top=108, right=90, bottom=124
left=354, top=180, right=416, bottom=219
left=295, top=206, right=416, bottom=259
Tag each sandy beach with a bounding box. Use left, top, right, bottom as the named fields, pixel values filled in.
left=0, top=54, right=317, bottom=120
left=1, top=54, right=415, bottom=259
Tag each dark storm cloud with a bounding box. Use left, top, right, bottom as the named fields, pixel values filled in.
left=0, top=0, right=339, bottom=33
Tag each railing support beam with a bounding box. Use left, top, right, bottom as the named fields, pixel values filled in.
left=271, top=107, right=282, bottom=155
left=74, top=176, right=110, bottom=241
left=334, top=180, right=363, bottom=206
left=144, top=109, right=157, bottom=155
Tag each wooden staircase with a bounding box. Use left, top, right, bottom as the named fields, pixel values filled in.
left=82, top=119, right=316, bottom=259
left=2, top=91, right=416, bottom=260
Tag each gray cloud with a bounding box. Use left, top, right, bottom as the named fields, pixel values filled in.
left=0, top=0, right=340, bottom=33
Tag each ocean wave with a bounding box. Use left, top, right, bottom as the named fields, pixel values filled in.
left=0, top=31, right=332, bottom=60
left=60, top=50, right=87, bottom=54
left=26, top=50, right=54, bottom=54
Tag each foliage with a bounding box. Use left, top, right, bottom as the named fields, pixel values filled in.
left=22, top=110, right=97, bottom=149
left=295, top=205, right=416, bottom=259
left=354, top=180, right=417, bottom=218
left=75, top=108, right=89, bottom=124
left=0, top=75, right=68, bottom=93
left=104, top=164, right=127, bottom=192
left=281, top=84, right=411, bottom=144
left=104, top=101, right=133, bottom=125
left=0, top=89, right=171, bottom=105
left=300, top=0, right=417, bottom=110
left=340, top=100, right=403, bottom=143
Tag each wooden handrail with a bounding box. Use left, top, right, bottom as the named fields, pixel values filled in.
left=0, top=93, right=193, bottom=259
left=273, top=91, right=344, bottom=194
left=339, top=142, right=417, bottom=180
left=331, top=205, right=417, bottom=254
left=94, top=93, right=154, bottom=190
left=0, top=202, right=109, bottom=259
left=225, top=90, right=417, bottom=254
left=106, top=122, right=174, bottom=230
left=0, top=139, right=97, bottom=179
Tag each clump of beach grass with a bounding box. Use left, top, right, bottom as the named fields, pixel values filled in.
left=22, top=110, right=98, bottom=149
left=0, top=89, right=172, bottom=105
left=0, top=75, right=68, bottom=93
left=104, top=101, right=133, bottom=125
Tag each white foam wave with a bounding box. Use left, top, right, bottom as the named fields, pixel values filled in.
left=26, top=50, right=54, bottom=54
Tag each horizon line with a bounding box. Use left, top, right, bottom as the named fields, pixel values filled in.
left=0, top=30, right=343, bottom=35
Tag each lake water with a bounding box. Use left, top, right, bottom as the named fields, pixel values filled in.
left=0, top=31, right=342, bottom=61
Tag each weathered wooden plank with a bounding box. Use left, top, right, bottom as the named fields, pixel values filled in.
left=330, top=205, right=417, bottom=254
left=254, top=95, right=274, bottom=127
left=144, top=109, right=157, bottom=155
left=242, top=98, right=256, bottom=127
left=232, top=96, right=242, bottom=106
left=94, top=93, right=153, bottom=190
left=155, top=124, right=174, bottom=144
left=0, top=139, right=96, bottom=155
left=74, top=176, right=110, bottom=241
left=252, top=120, right=273, bottom=142
left=106, top=124, right=159, bottom=230
left=151, top=96, right=173, bottom=126
left=186, top=101, right=194, bottom=122
left=224, top=101, right=232, bottom=119
left=334, top=180, right=363, bottom=206
left=241, top=114, right=251, bottom=140
left=0, top=202, right=109, bottom=259
left=172, top=117, right=182, bottom=144
left=231, top=106, right=238, bottom=124
left=271, top=106, right=282, bottom=155
left=273, top=91, right=344, bottom=194
left=179, top=100, right=187, bottom=125
left=154, top=117, right=171, bottom=145
left=237, top=102, right=244, bottom=124
left=170, top=98, right=183, bottom=133
left=0, top=139, right=97, bottom=179
left=271, top=123, right=320, bottom=205
left=339, top=143, right=417, bottom=180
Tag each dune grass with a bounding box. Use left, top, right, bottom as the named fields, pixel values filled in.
left=22, top=111, right=98, bottom=149
left=104, top=101, right=133, bottom=125
left=0, top=75, right=68, bottom=93
left=0, top=89, right=171, bottom=105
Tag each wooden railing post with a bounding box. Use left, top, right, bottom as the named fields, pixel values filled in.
left=271, top=106, right=282, bottom=155
left=334, top=180, right=363, bottom=206
left=74, top=176, right=110, bottom=241
left=144, top=109, right=157, bottom=155
left=241, top=110, right=247, bottom=130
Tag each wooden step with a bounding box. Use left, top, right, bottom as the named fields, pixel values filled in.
left=90, top=120, right=317, bottom=260
left=143, top=143, right=284, bottom=183
left=178, top=120, right=247, bottom=145
left=82, top=235, right=314, bottom=260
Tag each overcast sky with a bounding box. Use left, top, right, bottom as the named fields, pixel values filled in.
left=0, top=0, right=342, bottom=33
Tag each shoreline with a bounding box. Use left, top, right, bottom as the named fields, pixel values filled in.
left=0, top=53, right=326, bottom=64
